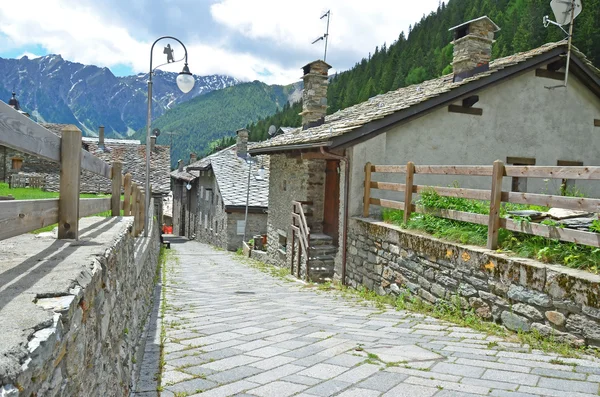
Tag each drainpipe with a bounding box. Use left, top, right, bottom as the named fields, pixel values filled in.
left=319, top=146, right=349, bottom=286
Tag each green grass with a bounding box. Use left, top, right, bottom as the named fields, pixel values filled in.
left=382, top=190, right=600, bottom=273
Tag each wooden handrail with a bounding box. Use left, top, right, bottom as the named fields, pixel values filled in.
left=291, top=201, right=311, bottom=281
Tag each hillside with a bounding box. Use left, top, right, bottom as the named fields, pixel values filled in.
left=142, top=80, right=301, bottom=167
left=0, top=54, right=238, bottom=137
left=247, top=0, right=600, bottom=142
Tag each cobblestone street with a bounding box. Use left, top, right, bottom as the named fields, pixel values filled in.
left=145, top=240, right=600, bottom=397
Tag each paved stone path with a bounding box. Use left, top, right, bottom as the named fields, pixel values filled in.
left=156, top=240, right=600, bottom=397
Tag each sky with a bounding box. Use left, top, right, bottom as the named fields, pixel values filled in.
left=0, top=0, right=441, bottom=85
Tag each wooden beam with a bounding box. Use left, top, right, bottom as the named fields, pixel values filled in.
left=81, top=150, right=112, bottom=178
left=462, top=95, right=479, bottom=108
left=504, top=166, right=600, bottom=180
left=79, top=198, right=111, bottom=217
left=594, top=119, right=600, bottom=127
left=403, top=161, right=415, bottom=223
left=448, top=104, right=483, bottom=116
left=0, top=101, right=61, bottom=162
left=0, top=199, right=59, bottom=241
left=111, top=161, right=123, bottom=216
left=370, top=198, right=405, bottom=211
left=503, top=191, right=599, bottom=212
left=414, top=165, right=493, bottom=176
left=131, top=183, right=139, bottom=235
left=487, top=160, right=505, bottom=250
left=547, top=60, right=565, bottom=72
left=371, top=165, right=407, bottom=173
left=535, top=68, right=565, bottom=81
left=370, top=181, right=406, bottom=192
left=301, top=151, right=334, bottom=160
left=58, top=125, right=82, bottom=240
left=417, top=206, right=488, bottom=225
left=363, top=162, right=372, bottom=217
left=501, top=218, right=600, bottom=248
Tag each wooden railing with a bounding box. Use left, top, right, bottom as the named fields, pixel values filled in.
left=290, top=201, right=311, bottom=281
left=364, top=161, right=600, bottom=250
left=0, top=101, right=147, bottom=241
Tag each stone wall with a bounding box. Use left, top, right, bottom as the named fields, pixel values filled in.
left=345, top=218, right=600, bottom=346
left=266, top=154, right=326, bottom=267
left=0, top=216, right=161, bottom=396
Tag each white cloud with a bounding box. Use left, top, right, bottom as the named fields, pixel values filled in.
left=0, top=0, right=441, bottom=84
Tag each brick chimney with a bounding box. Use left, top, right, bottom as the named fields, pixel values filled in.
left=98, top=125, right=105, bottom=147
left=178, top=159, right=184, bottom=172
left=300, top=60, right=332, bottom=130
left=190, top=153, right=197, bottom=164
left=449, top=16, right=500, bottom=83
left=150, top=136, right=156, bottom=152
left=236, top=128, right=248, bottom=159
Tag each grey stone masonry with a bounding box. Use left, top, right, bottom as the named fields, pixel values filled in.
left=345, top=218, right=600, bottom=347
left=451, top=17, right=499, bottom=78
left=0, top=215, right=160, bottom=396
left=300, top=60, right=331, bottom=129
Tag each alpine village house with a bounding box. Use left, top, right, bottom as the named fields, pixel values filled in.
left=248, top=16, right=600, bottom=285
left=170, top=129, right=270, bottom=251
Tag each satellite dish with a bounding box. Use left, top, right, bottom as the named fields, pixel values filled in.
left=268, top=125, right=277, bottom=136
left=550, top=0, right=582, bottom=26
left=153, top=128, right=161, bottom=137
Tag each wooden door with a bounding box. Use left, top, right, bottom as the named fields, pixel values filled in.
left=323, top=160, right=340, bottom=242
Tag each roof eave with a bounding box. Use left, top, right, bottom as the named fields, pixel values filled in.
left=330, top=46, right=570, bottom=150
left=249, top=141, right=333, bottom=155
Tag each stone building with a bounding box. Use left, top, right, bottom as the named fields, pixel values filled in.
left=170, top=129, right=269, bottom=251
left=249, top=16, right=600, bottom=284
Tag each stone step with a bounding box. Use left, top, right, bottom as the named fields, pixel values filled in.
left=309, top=233, right=334, bottom=246
left=310, top=244, right=337, bottom=256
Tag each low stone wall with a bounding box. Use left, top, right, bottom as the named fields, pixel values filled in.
left=0, top=216, right=160, bottom=396
left=345, top=218, right=600, bottom=346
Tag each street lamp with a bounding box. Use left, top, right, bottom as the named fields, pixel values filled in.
left=145, top=36, right=194, bottom=237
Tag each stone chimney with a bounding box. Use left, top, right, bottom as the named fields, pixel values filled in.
left=178, top=159, right=184, bottom=172
left=449, top=16, right=500, bottom=83
left=236, top=128, right=249, bottom=159
left=300, top=60, right=332, bottom=130
left=150, top=136, right=156, bottom=152
left=98, top=125, right=105, bottom=147
left=190, top=153, right=197, bottom=164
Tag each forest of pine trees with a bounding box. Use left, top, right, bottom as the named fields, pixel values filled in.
left=245, top=0, right=600, bottom=143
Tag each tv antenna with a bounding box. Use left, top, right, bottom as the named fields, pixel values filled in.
left=164, top=131, right=180, bottom=148
left=311, top=10, right=331, bottom=62
left=542, top=0, right=582, bottom=90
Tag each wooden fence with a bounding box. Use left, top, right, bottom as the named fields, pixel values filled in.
left=0, top=101, right=147, bottom=241
left=363, top=160, right=600, bottom=250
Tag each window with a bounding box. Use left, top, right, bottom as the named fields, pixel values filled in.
left=283, top=180, right=287, bottom=191
left=199, top=211, right=202, bottom=225
left=11, top=157, right=23, bottom=171
left=205, top=189, right=212, bottom=202
left=215, top=220, right=218, bottom=234
left=278, top=231, right=287, bottom=253
left=507, top=157, right=535, bottom=193
left=204, top=214, right=208, bottom=229
left=237, top=220, right=245, bottom=235
left=557, top=160, right=583, bottom=195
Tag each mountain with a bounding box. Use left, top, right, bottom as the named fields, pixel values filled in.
left=141, top=80, right=301, bottom=167
left=247, top=0, right=600, bottom=142
left=0, top=54, right=238, bottom=137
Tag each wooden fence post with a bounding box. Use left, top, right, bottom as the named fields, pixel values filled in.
left=123, top=173, right=132, bottom=216
left=139, top=191, right=146, bottom=237
left=131, top=183, right=138, bottom=235
left=487, top=160, right=505, bottom=250
left=58, top=125, right=82, bottom=239
left=111, top=161, right=122, bottom=216
left=404, top=161, right=415, bottom=223
left=363, top=162, right=372, bottom=217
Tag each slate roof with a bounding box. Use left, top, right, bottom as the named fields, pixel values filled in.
left=250, top=41, right=599, bottom=152
left=171, top=145, right=270, bottom=209
left=40, top=123, right=171, bottom=195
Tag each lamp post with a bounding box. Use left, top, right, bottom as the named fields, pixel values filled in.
left=145, top=36, right=195, bottom=237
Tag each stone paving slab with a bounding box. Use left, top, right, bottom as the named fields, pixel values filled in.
left=158, top=241, right=600, bottom=397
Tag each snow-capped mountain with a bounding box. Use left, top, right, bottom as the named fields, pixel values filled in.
left=0, top=54, right=239, bottom=137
